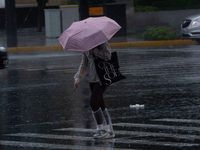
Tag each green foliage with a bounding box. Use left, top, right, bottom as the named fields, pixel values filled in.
left=67, top=0, right=115, bottom=5
left=134, top=0, right=200, bottom=11
left=143, top=27, right=180, bottom=41
left=67, top=0, right=79, bottom=5
left=135, top=6, right=158, bottom=12
left=88, top=0, right=115, bottom=5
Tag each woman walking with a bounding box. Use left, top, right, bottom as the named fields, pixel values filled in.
left=74, top=42, right=115, bottom=139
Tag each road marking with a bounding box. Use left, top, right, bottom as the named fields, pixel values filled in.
left=113, top=123, right=200, bottom=132
left=27, top=68, right=45, bottom=71
left=5, top=133, right=93, bottom=140
left=0, top=140, right=133, bottom=150
left=54, top=127, right=200, bottom=140
left=152, top=118, right=200, bottom=124
left=3, top=133, right=199, bottom=148
left=2, top=120, right=200, bottom=149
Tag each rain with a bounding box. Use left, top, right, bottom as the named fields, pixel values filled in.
left=1, top=46, right=200, bottom=149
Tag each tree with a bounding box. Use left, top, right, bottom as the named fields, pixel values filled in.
left=88, top=0, right=115, bottom=5
left=5, top=0, right=17, bottom=47
left=79, top=0, right=89, bottom=20
left=36, top=0, right=48, bottom=32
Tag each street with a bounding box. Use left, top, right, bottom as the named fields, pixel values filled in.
left=0, top=45, right=200, bottom=149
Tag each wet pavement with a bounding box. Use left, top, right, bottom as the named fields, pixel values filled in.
left=1, top=45, right=200, bottom=149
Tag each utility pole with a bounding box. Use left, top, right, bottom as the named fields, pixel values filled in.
left=79, top=0, right=89, bottom=20
left=36, top=0, right=48, bottom=32
left=5, top=0, right=17, bottom=47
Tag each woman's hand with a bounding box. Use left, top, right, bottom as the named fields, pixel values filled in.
left=74, top=82, right=79, bottom=91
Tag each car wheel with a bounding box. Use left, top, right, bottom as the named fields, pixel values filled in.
left=195, top=39, right=200, bottom=44
left=0, top=46, right=8, bottom=69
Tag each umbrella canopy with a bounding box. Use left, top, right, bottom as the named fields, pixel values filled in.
left=58, top=16, right=121, bottom=51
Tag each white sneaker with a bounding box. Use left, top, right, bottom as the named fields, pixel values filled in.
left=93, top=129, right=108, bottom=139
left=105, top=131, right=115, bottom=139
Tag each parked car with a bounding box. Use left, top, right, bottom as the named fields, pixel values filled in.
left=0, top=46, right=8, bottom=69
left=180, top=14, right=200, bottom=43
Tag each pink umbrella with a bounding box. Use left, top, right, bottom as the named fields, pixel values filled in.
left=58, top=16, right=121, bottom=51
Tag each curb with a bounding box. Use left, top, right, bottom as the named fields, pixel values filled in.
left=7, top=46, right=63, bottom=53
left=109, top=39, right=198, bottom=49
left=6, top=39, right=197, bottom=53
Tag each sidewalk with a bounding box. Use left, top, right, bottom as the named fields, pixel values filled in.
left=0, top=31, right=198, bottom=53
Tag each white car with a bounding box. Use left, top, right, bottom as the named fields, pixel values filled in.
left=180, top=14, right=200, bottom=43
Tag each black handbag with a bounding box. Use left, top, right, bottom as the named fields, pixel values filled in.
left=93, top=52, right=126, bottom=87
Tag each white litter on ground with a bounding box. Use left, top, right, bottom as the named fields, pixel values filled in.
left=130, top=104, right=145, bottom=108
